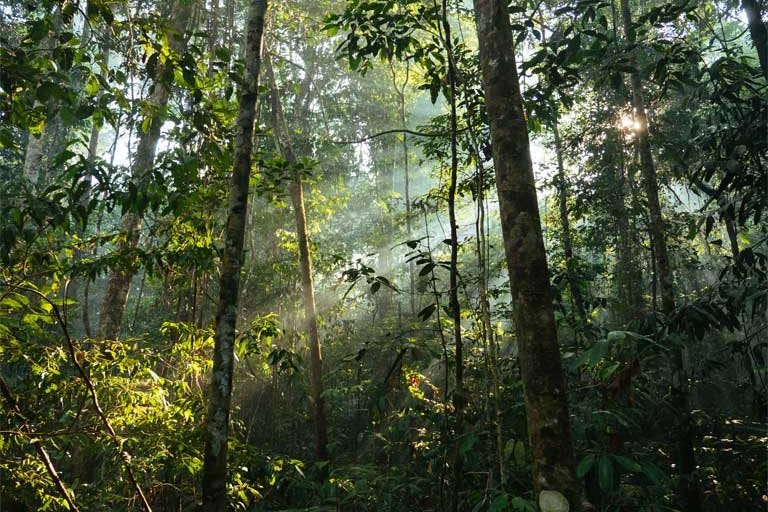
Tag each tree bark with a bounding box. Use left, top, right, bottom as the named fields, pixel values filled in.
left=472, top=1, right=583, bottom=509
left=264, top=53, right=329, bottom=463
left=742, top=0, right=768, bottom=80
left=618, top=1, right=702, bottom=510
left=97, top=1, right=192, bottom=340
left=200, top=1, right=267, bottom=509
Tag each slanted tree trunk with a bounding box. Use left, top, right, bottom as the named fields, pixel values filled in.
left=618, top=1, right=702, bottom=510
left=264, top=53, right=329, bottom=463
left=472, top=1, right=583, bottom=509
left=200, top=1, right=267, bottom=509
left=97, top=1, right=192, bottom=340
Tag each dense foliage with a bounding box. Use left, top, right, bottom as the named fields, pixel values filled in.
left=0, top=0, right=765, bottom=510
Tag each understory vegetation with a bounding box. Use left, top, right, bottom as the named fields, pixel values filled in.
left=0, top=0, right=766, bottom=510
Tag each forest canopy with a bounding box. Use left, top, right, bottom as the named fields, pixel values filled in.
left=0, top=0, right=766, bottom=511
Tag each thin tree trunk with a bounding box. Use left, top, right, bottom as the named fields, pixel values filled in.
left=200, top=1, right=267, bottom=509
left=472, top=1, right=583, bottom=509
left=97, top=1, right=192, bottom=340
left=552, top=123, right=587, bottom=323
left=389, top=61, right=416, bottom=316
left=264, top=53, right=329, bottom=463
left=437, top=2, right=464, bottom=509
left=618, top=1, right=702, bottom=510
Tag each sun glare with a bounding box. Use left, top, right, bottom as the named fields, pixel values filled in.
left=619, top=113, right=642, bottom=132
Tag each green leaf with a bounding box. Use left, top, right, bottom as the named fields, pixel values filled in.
left=86, top=75, right=100, bottom=96
left=612, top=454, right=642, bottom=473
left=28, top=19, right=49, bottom=42
left=489, top=493, right=509, bottom=512
left=0, top=128, right=15, bottom=149
left=597, top=454, right=615, bottom=491
left=36, top=82, right=59, bottom=102
left=417, top=303, right=436, bottom=321
left=513, top=440, right=525, bottom=466
left=576, top=453, right=595, bottom=478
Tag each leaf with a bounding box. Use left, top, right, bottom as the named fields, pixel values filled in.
left=0, top=128, right=15, bottom=149
left=36, top=82, right=60, bottom=102
left=418, top=262, right=435, bottom=276
left=28, top=19, right=49, bottom=42
left=513, top=440, right=525, bottom=466
left=489, top=494, right=509, bottom=512
left=417, top=303, right=436, bottom=321
left=597, top=454, right=615, bottom=491
left=640, top=461, right=666, bottom=485
left=576, top=453, right=596, bottom=478
left=612, top=454, right=642, bottom=473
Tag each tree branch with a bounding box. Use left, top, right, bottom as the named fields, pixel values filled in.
left=330, top=128, right=460, bottom=144
left=0, top=374, right=81, bottom=512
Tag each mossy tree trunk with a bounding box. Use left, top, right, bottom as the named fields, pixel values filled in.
left=472, top=0, right=583, bottom=508
left=200, top=0, right=268, bottom=509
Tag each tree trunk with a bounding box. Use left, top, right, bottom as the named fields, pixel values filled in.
left=472, top=1, right=583, bottom=509
left=264, top=53, right=329, bottom=463
left=618, top=1, right=702, bottom=510
left=552, top=123, right=587, bottom=323
left=200, top=1, right=267, bottom=509
left=97, top=1, right=192, bottom=340
left=438, top=2, right=464, bottom=508
left=742, top=0, right=768, bottom=80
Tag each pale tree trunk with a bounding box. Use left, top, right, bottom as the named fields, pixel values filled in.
left=22, top=10, right=64, bottom=186
left=97, top=1, right=192, bottom=340
left=22, top=134, right=44, bottom=184
left=472, top=0, right=584, bottom=509
left=389, top=62, right=416, bottom=316
left=200, top=1, right=267, bottom=509
left=264, top=53, right=329, bottom=463
left=619, top=1, right=702, bottom=510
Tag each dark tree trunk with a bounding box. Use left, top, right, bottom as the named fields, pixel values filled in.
left=742, top=0, right=768, bottom=79
left=619, top=1, right=702, bottom=510
left=97, top=1, right=192, bottom=340
left=472, top=0, right=583, bottom=509
left=200, top=1, right=267, bottom=510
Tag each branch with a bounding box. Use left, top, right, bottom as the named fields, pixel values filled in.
left=1, top=283, right=153, bottom=512
left=330, top=128, right=459, bottom=144
left=0, top=374, right=81, bottom=512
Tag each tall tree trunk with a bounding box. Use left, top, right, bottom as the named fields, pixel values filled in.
left=472, top=1, right=583, bottom=509
left=264, top=54, right=329, bottom=463
left=619, top=1, right=702, bottom=510
left=742, top=0, right=768, bottom=80
left=389, top=62, right=416, bottom=316
left=97, top=1, right=192, bottom=340
left=438, top=2, right=464, bottom=509
left=200, top=1, right=267, bottom=509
